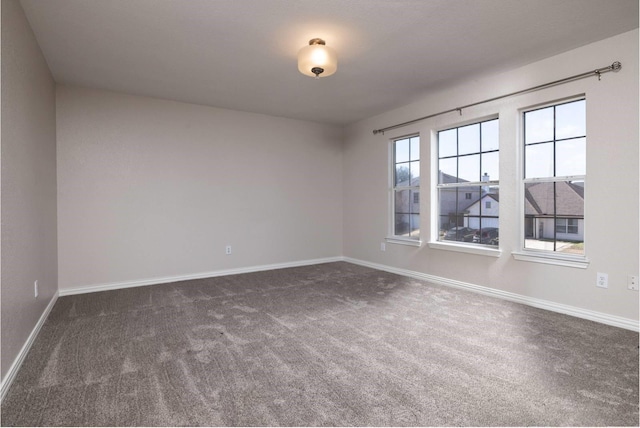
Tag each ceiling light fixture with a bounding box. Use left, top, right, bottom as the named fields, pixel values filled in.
left=297, top=38, right=337, bottom=79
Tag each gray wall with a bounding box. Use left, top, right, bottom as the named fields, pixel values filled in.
left=1, top=0, right=58, bottom=380
left=343, top=29, right=639, bottom=322
left=56, top=86, right=343, bottom=291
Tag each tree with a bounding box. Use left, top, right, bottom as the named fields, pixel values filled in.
left=395, top=166, right=410, bottom=184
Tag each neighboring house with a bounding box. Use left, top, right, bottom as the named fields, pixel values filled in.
left=462, top=194, right=500, bottom=229
left=438, top=171, right=483, bottom=231
left=524, top=181, right=584, bottom=242
left=394, top=176, right=420, bottom=236
left=439, top=177, right=584, bottom=242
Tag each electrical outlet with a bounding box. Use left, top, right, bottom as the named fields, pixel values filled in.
left=596, top=272, right=608, bottom=288
left=34, top=280, right=38, bottom=298
left=628, top=275, right=639, bottom=291
left=380, top=242, right=386, bottom=252
left=225, top=245, right=232, bottom=255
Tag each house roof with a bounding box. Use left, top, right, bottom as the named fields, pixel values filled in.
left=459, top=182, right=583, bottom=217
left=462, top=193, right=499, bottom=212
left=525, top=181, right=584, bottom=217
left=395, top=176, right=421, bottom=188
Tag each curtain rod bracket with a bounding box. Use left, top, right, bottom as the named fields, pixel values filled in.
left=456, top=108, right=462, bottom=116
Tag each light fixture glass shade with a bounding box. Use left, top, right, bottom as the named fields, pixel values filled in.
left=297, top=39, right=337, bottom=78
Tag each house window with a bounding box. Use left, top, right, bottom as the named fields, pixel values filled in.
left=392, top=135, right=420, bottom=240
left=523, top=98, right=585, bottom=254
left=437, top=118, right=499, bottom=246
left=555, top=218, right=579, bottom=234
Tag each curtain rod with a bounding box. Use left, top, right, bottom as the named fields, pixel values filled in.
left=372, top=61, right=622, bottom=135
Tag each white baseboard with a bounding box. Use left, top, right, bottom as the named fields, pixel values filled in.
left=344, top=257, right=640, bottom=332
left=59, top=257, right=344, bottom=296
left=1, top=291, right=59, bottom=402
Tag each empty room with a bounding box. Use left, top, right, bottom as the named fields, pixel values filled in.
left=1, top=0, right=639, bottom=426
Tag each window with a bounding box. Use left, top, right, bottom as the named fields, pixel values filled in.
left=555, top=218, right=578, bottom=234
left=392, top=136, right=420, bottom=240
left=437, top=118, right=499, bottom=246
left=523, top=98, right=585, bottom=255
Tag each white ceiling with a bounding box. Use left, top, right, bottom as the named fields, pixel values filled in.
left=19, top=0, right=639, bottom=125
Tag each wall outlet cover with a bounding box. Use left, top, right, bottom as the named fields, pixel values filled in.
left=596, top=272, right=608, bottom=288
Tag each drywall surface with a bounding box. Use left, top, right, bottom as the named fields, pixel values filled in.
left=343, top=29, right=639, bottom=322
left=57, top=86, right=343, bottom=290
left=1, top=0, right=58, bottom=380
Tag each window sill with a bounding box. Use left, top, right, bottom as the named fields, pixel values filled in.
left=385, top=237, right=422, bottom=247
left=428, top=241, right=501, bottom=257
left=511, top=251, right=590, bottom=269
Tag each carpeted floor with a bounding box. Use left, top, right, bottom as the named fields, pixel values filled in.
left=1, top=261, right=638, bottom=426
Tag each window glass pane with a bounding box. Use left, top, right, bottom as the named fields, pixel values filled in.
left=393, top=135, right=419, bottom=240
left=410, top=213, right=420, bottom=238
left=395, top=163, right=411, bottom=186
left=523, top=181, right=584, bottom=254
left=395, top=214, right=410, bottom=237
left=438, top=188, right=461, bottom=235
left=525, top=181, right=554, bottom=216
left=556, top=138, right=585, bottom=177
left=459, top=185, right=480, bottom=208
left=439, top=129, right=457, bottom=158
left=481, top=119, right=499, bottom=152
left=395, top=189, right=410, bottom=214
left=438, top=158, right=457, bottom=183
left=458, top=154, right=480, bottom=182
left=556, top=187, right=583, bottom=253
left=475, top=224, right=499, bottom=245
left=556, top=180, right=584, bottom=218
left=556, top=100, right=586, bottom=140
left=525, top=142, right=554, bottom=179
left=524, top=182, right=554, bottom=251
left=410, top=161, right=420, bottom=185
left=525, top=107, right=554, bottom=144
left=438, top=215, right=450, bottom=240
left=410, top=137, right=420, bottom=161
left=458, top=123, right=480, bottom=155
left=481, top=151, right=499, bottom=181
left=440, top=186, right=499, bottom=245
left=410, top=189, right=420, bottom=214
left=395, top=138, right=410, bottom=163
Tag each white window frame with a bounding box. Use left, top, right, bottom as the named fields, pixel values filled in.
left=512, top=96, right=590, bottom=269
left=386, top=134, right=422, bottom=247
left=428, top=115, right=501, bottom=257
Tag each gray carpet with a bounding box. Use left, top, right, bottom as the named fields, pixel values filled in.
left=1, top=262, right=638, bottom=426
